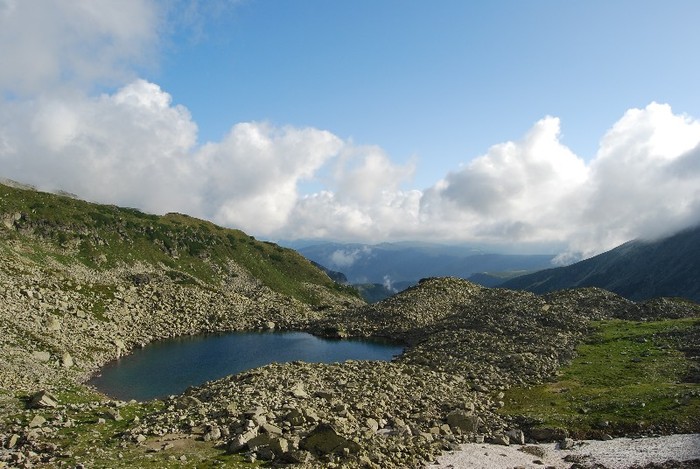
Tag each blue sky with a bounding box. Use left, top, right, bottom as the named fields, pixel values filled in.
left=153, top=0, right=700, bottom=187
left=1, top=0, right=699, bottom=260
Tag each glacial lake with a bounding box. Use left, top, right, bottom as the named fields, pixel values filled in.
left=88, top=331, right=404, bottom=401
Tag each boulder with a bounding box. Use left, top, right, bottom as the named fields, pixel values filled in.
left=227, top=428, right=258, bottom=453
left=284, top=409, right=305, bottom=426
left=300, top=423, right=361, bottom=456
left=103, top=408, right=123, bottom=421
left=282, top=450, right=312, bottom=464
left=203, top=425, right=222, bottom=441
left=489, top=434, right=510, bottom=446
left=506, top=429, right=525, bottom=445
left=529, top=427, right=569, bottom=442
left=7, top=434, right=20, bottom=449
left=61, top=352, right=74, bottom=369
left=261, top=423, right=282, bottom=436
left=269, top=436, right=290, bottom=456
left=290, top=383, right=308, bottom=399
left=255, top=446, right=275, bottom=461
left=559, top=437, right=576, bottom=450
left=246, top=433, right=273, bottom=452
left=175, top=395, right=202, bottom=410
left=29, top=391, right=58, bottom=409
left=365, top=417, right=379, bottom=432
left=113, top=339, right=125, bottom=357
left=28, top=415, right=46, bottom=428
left=446, top=410, right=480, bottom=433
left=31, top=351, right=51, bottom=363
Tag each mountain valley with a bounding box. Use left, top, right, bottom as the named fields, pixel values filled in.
left=0, top=181, right=697, bottom=468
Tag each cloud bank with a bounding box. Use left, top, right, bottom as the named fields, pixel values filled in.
left=1, top=1, right=699, bottom=262
left=0, top=0, right=158, bottom=94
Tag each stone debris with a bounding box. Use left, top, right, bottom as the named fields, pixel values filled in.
left=0, top=191, right=698, bottom=468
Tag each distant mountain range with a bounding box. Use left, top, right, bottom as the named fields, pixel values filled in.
left=500, top=225, right=700, bottom=302
left=294, top=241, right=555, bottom=298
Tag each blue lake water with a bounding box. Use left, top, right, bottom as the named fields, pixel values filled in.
left=88, top=331, right=403, bottom=401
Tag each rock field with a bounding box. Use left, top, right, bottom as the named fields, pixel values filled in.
left=0, top=206, right=698, bottom=467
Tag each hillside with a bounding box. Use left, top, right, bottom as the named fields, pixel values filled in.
left=0, top=181, right=358, bottom=306
left=501, top=225, right=700, bottom=302
left=0, top=181, right=362, bottom=390
left=0, top=180, right=698, bottom=468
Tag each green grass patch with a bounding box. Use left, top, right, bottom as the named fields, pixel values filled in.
left=0, top=182, right=359, bottom=306
left=35, top=385, right=258, bottom=468
left=499, top=318, right=700, bottom=436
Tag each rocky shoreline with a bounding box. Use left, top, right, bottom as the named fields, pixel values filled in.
left=1, top=224, right=699, bottom=467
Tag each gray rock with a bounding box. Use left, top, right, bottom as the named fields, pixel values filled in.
left=61, top=352, right=74, bottom=368
left=203, top=425, right=222, bottom=441
left=489, top=434, right=510, bottom=446
left=313, top=389, right=333, bottom=400
left=282, top=450, right=312, bottom=464
left=31, top=351, right=51, bottom=362
left=290, top=383, right=308, bottom=398
left=559, top=437, right=576, bottom=450
left=103, top=408, right=123, bottom=421
left=28, top=415, right=46, bottom=428
left=113, top=338, right=125, bottom=357
left=300, top=423, right=361, bottom=456
left=365, top=417, right=379, bottom=432
left=529, top=427, right=569, bottom=442
left=7, top=434, right=20, bottom=449
left=284, top=409, right=305, bottom=426
left=175, top=395, right=202, bottom=410
left=29, top=391, right=58, bottom=409
left=227, top=428, right=258, bottom=453
left=506, top=429, right=525, bottom=445
left=269, top=436, right=290, bottom=456
left=446, top=410, right=480, bottom=433
left=261, top=423, right=282, bottom=435
left=255, top=446, right=275, bottom=461
left=246, top=433, right=273, bottom=452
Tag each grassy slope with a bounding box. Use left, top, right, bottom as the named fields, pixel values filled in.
left=499, top=318, right=700, bottom=437
left=0, top=183, right=358, bottom=305
left=501, top=226, right=700, bottom=302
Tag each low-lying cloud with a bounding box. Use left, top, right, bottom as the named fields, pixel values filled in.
left=329, top=246, right=373, bottom=269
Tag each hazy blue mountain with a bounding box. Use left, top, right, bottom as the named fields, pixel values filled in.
left=500, top=225, right=700, bottom=302
left=467, top=271, right=533, bottom=287
left=294, top=241, right=556, bottom=286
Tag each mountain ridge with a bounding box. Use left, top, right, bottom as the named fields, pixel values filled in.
left=500, top=225, right=700, bottom=302
left=296, top=241, right=555, bottom=285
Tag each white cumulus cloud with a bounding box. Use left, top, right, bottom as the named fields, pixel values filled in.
left=570, top=102, right=700, bottom=258
left=419, top=116, right=589, bottom=245
left=0, top=80, right=200, bottom=214
left=197, top=123, right=343, bottom=233
left=0, top=0, right=158, bottom=94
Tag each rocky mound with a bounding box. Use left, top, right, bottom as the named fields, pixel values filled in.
left=124, top=278, right=698, bottom=468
